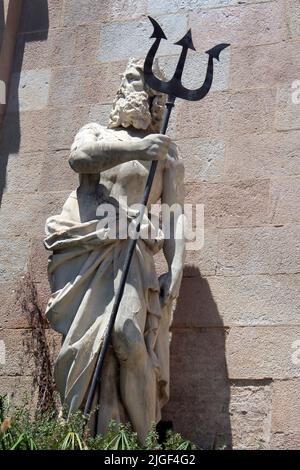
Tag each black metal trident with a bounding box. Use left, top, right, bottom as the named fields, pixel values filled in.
left=84, top=17, right=229, bottom=419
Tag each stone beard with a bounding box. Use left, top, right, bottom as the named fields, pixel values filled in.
left=44, top=58, right=185, bottom=443
left=108, top=58, right=165, bottom=132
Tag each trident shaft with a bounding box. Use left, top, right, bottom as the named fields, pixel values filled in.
left=84, top=17, right=229, bottom=420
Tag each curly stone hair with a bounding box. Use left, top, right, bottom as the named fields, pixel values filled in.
left=108, top=58, right=166, bottom=132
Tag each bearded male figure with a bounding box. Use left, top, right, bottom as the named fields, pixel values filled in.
left=44, top=59, right=185, bottom=442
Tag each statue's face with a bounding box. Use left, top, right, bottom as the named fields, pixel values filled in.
left=123, top=65, right=144, bottom=94
left=108, top=60, right=165, bottom=132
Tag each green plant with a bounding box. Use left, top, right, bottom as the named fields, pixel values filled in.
left=90, top=422, right=140, bottom=451
left=0, top=396, right=197, bottom=451
left=163, top=430, right=197, bottom=450
left=10, top=433, right=38, bottom=450
left=143, top=425, right=162, bottom=450
left=60, top=432, right=86, bottom=450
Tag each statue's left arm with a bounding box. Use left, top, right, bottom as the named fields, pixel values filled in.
left=159, top=143, right=186, bottom=306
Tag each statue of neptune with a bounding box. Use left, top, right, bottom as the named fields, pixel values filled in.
left=44, top=59, right=185, bottom=442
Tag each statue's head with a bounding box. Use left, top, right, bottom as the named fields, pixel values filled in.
left=108, top=58, right=165, bottom=132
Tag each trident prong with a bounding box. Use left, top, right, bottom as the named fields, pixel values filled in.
left=173, top=29, right=196, bottom=82
left=144, top=16, right=229, bottom=101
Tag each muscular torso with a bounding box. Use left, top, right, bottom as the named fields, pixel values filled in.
left=60, top=127, right=171, bottom=223
left=98, top=127, right=165, bottom=207
left=100, top=157, right=165, bottom=207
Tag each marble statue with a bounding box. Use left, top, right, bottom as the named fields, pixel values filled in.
left=44, top=58, right=185, bottom=442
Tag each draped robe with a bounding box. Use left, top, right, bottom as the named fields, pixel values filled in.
left=44, top=201, right=172, bottom=429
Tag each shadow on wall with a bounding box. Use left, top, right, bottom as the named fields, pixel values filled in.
left=0, top=0, right=49, bottom=206
left=162, top=267, right=232, bottom=449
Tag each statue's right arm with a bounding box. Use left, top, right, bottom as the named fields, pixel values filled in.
left=69, top=123, right=170, bottom=174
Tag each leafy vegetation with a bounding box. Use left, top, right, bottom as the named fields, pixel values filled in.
left=0, top=395, right=197, bottom=451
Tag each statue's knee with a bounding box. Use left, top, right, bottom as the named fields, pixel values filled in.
left=113, top=319, right=143, bottom=363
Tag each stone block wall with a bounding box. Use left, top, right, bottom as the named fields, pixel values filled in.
left=0, top=0, right=22, bottom=125
left=0, top=0, right=300, bottom=449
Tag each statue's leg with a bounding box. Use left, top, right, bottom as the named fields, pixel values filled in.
left=96, top=348, right=127, bottom=436
left=113, top=314, right=157, bottom=443
left=84, top=348, right=127, bottom=437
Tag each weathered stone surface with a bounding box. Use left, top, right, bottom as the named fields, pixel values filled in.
left=49, top=63, right=126, bottom=107
left=29, top=238, right=50, bottom=284
left=0, top=328, right=61, bottom=377
left=269, top=176, right=300, bottom=224
left=163, top=328, right=231, bottom=449
left=13, top=30, right=73, bottom=71
left=176, top=138, right=225, bottom=182
left=14, top=26, right=100, bottom=71
left=38, top=150, right=77, bottom=192
left=227, top=327, right=300, bottom=379
left=148, top=0, right=237, bottom=16
left=0, top=376, right=36, bottom=408
left=63, top=0, right=146, bottom=25
left=173, top=276, right=223, bottom=329
left=1, top=105, right=88, bottom=155
left=163, top=376, right=232, bottom=449
left=176, top=89, right=276, bottom=139
left=217, top=226, right=300, bottom=275
left=190, top=1, right=286, bottom=49
left=45, top=331, right=62, bottom=370
left=163, top=329, right=273, bottom=449
left=89, top=103, right=112, bottom=126
left=98, top=15, right=188, bottom=62
left=0, top=270, right=51, bottom=325
left=0, top=238, right=28, bottom=283
left=270, top=432, right=300, bottom=450
left=4, top=152, right=43, bottom=194
left=174, top=274, right=300, bottom=328
left=47, top=106, right=90, bottom=151
left=0, top=282, right=30, bottom=329
left=19, top=0, right=63, bottom=33
left=148, top=0, right=274, bottom=17
left=275, top=84, right=300, bottom=131
left=185, top=179, right=270, bottom=228
left=272, top=379, right=300, bottom=436
left=0, top=191, right=69, bottom=237
left=155, top=228, right=218, bottom=278
left=0, top=110, right=48, bottom=154
left=225, top=131, right=300, bottom=179
left=184, top=228, right=218, bottom=275
left=0, top=328, right=35, bottom=376
left=168, top=328, right=228, bottom=379
left=63, top=0, right=102, bottom=25
left=229, top=381, right=272, bottom=450
left=35, top=281, right=52, bottom=313
left=230, top=41, right=300, bottom=90
left=286, top=0, right=300, bottom=38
